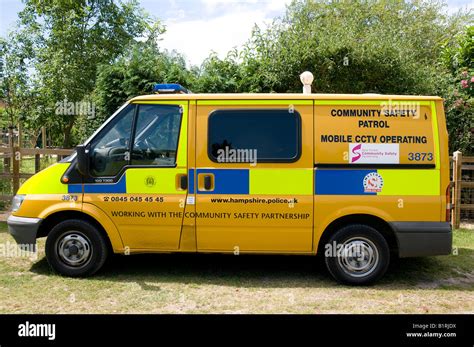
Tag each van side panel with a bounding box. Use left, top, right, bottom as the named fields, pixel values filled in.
left=313, top=99, right=451, bottom=257
left=194, top=101, right=314, bottom=253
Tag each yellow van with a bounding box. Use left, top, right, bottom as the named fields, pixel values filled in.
left=7, top=82, right=452, bottom=285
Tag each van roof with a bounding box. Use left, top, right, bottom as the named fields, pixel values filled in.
left=130, top=93, right=442, bottom=102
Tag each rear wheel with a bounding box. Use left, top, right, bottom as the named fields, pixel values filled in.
left=45, top=219, right=109, bottom=277
left=324, top=224, right=390, bottom=285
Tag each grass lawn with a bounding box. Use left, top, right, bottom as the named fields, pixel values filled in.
left=0, top=221, right=473, bottom=314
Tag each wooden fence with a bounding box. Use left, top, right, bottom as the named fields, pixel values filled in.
left=0, top=146, right=73, bottom=202
left=452, top=151, right=474, bottom=228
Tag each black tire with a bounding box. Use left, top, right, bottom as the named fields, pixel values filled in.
left=324, top=224, right=390, bottom=285
left=45, top=219, right=109, bottom=277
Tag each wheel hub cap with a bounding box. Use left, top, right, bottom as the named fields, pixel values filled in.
left=57, top=233, right=92, bottom=267
left=337, top=237, right=379, bottom=278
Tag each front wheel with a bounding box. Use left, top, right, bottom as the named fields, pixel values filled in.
left=45, top=219, right=109, bottom=277
left=324, top=224, right=390, bottom=285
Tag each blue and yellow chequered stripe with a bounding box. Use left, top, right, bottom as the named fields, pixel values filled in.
left=190, top=168, right=439, bottom=196
left=67, top=168, right=314, bottom=195
left=66, top=167, right=439, bottom=196
left=193, top=168, right=313, bottom=195
left=23, top=163, right=439, bottom=196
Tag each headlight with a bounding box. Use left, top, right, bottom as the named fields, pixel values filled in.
left=11, top=195, right=25, bottom=212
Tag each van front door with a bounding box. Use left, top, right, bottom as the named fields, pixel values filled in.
left=194, top=101, right=314, bottom=253
left=83, top=101, right=188, bottom=250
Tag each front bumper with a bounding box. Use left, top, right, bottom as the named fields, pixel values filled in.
left=7, top=215, right=42, bottom=251
left=390, top=222, right=452, bottom=258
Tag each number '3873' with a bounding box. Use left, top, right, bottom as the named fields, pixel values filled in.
left=408, top=152, right=433, bottom=161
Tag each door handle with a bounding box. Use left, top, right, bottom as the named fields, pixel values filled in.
left=198, top=173, right=214, bottom=191
left=176, top=174, right=187, bottom=190
left=204, top=175, right=212, bottom=190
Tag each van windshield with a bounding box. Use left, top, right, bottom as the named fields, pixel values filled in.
left=89, top=104, right=135, bottom=177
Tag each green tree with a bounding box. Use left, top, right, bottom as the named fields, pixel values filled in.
left=190, top=50, right=243, bottom=93
left=226, top=0, right=472, bottom=95
left=18, top=0, right=150, bottom=147
left=0, top=28, right=38, bottom=143
left=441, top=26, right=474, bottom=154
left=89, top=23, right=193, bottom=140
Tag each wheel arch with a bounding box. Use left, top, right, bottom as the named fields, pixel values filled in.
left=316, top=214, right=398, bottom=256
left=37, top=209, right=123, bottom=252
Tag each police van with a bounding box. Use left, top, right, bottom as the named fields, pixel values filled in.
left=7, top=76, right=452, bottom=285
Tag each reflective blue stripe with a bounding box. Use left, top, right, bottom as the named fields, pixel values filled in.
left=196, top=169, right=249, bottom=194
left=84, top=174, right=126, bottom=193
left=315, top=169, right=377, bottom=195
left=69, top=168, right=381, bottom=195
left=68, top=174, right=127, bottom=194
left=68, top=184, right=82, bottom=194
left=188, top=168, right=195, bottom=194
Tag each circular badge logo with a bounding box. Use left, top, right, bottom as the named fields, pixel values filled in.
left=145, top=176, right=156, bottom=187
left=363, top=172, right=384, bottom=193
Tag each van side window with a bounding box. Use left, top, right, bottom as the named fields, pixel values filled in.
left=208, top=109, right=301, bottom=163
left=132, top=104, right=182, bottom=166
left=89, top=104, right=135, bottom=177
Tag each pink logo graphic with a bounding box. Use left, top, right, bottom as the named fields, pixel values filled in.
left=351, top=143, right=362, bottom=163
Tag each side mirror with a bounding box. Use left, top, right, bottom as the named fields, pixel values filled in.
left=76, top=144, right=89, bottom=176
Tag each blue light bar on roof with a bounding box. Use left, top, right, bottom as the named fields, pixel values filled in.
left=153, top=83, right=191, bottom=94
